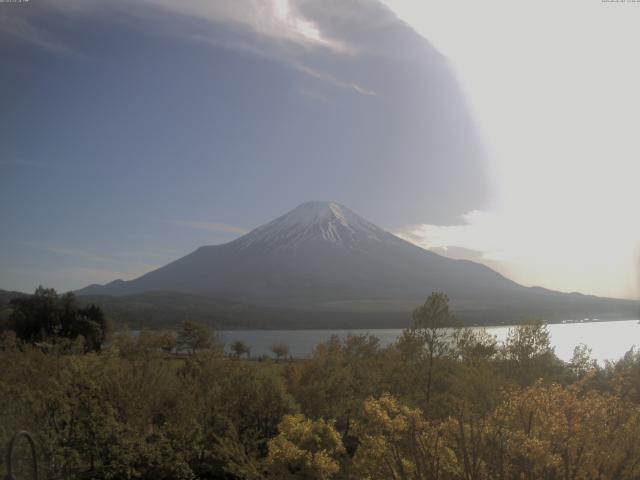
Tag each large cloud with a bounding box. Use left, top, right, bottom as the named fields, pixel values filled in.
left=1, top=0, right=490, bottom=226
left=1, top=0, right=495, bottom=292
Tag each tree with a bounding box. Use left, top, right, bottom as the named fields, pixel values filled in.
left=230, top=340, right=250, bottom=359
left=502, top=317, right=561, bottom=385
left=9, top=286, right=60, bottom=343
left=504, top=317, right=552, bottom=363
left=67, top=303, right=108, bottom=352
left=285, top=334, right=386, bottom=441
left=353, top=393, right=456, bottom=480
left=8, top=287, right=107, bottom=351
left=137, top=329, right=178, bottom=356
left=266, top=414, right=345, bottom=480
left=568, top=343, right=597, bottom=380
left=176, top=354, right=295, bottom=478
left=482, top=382, right=640, bottom=480
left=453, top=328, right=498, bottom=364
left=177, top=320, right=215, bottom=354
left=271, top=343, right=290, bottom=362
left=411, top=292, right=454, bottom=405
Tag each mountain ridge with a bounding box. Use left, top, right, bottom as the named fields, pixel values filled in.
left=76, top=201, right=638, bottom=326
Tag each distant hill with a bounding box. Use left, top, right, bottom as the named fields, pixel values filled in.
left=0, top=289, right=28, bottom=303
left=75, top=291, right=415, bottom=330
left=75, top=201, right=638, bottom=328
left=0, top=289, right=29, bottom=310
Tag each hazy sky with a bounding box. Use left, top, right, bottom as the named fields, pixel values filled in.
left=385, top=0, right=640, bottom=300
left=1, top=0, right=638, bottom=299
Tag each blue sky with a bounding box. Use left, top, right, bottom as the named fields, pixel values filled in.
left=0, top=0, right=488, bottom=292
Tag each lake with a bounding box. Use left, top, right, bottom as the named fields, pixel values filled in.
left=219, top=319, right=640, bottom=364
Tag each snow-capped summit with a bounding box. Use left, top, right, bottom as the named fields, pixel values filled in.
left=234, top=201, right=397, bottom=250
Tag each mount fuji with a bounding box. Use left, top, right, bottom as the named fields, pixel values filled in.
left=77, top=202, right=638, bottom=327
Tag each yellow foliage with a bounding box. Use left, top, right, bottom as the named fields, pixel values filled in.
left=353, top=393, right=457, bottom=480
left=266, top=414, right=344, bottom=479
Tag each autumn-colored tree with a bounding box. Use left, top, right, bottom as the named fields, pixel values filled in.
left=353, top=393, right=457, bottom=480
left=266, top=414, right=345, bottom=479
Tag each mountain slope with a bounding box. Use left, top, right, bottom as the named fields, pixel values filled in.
left=78, top=202, right=520, bottom=301
left=77, top=202, right=638, bottom=325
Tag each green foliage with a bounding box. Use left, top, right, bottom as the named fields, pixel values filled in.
left=501, top=317, right=563, bottom=385
left=504, top=316, right=553, bottom=362
left=286, top=334, right=386, bottom=440
left=567, top=343, right=597, bottom=381
left=6, top=287, right=108, bottom=351
left=409, top=292, right=455, bottom=407
left=230, top=340, right=250, bottom=359
left=452, top=328, right=498, bottom=364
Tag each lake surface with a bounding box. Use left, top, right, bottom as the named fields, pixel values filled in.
left=219, top=319, right=640, bottom=364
